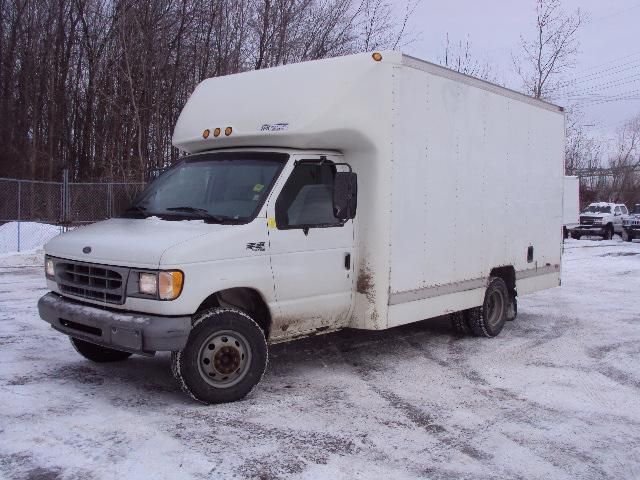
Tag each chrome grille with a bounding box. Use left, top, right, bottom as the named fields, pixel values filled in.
left=54, top=259, right=128, bottom=304
left=580, top=216, right=598, bottom=225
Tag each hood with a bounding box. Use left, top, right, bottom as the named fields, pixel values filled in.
left=45, top=217, right=221, bottom=268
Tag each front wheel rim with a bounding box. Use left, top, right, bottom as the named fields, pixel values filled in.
left=197, top=330, right=252, bottom=388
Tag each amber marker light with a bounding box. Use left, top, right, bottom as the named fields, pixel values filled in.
left=225, top=126, right=233, bottom=136
left=213, top=127, right=221, bottom=137
left=158, top=271, right=184, bottom=300
left=372, top=52, right=383, bottom=62
left=202, top=129, right=210, bottom=139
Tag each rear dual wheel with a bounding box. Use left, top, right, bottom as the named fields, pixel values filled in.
left=450, top=277, right=512, bottom=338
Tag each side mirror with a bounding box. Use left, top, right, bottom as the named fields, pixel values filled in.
left=333, top=172, right=357, bottom=221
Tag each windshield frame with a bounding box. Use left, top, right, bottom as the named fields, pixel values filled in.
left=120, top=151, right=289, bottom=224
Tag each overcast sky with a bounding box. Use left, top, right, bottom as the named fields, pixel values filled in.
left=402, top=0, right=639, bottom=143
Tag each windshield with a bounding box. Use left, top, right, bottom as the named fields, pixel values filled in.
left=583, top=205, right=611, bottom=214
left=121, top=152, right=287, bottom=223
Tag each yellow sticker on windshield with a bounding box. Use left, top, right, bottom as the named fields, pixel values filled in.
left=267, top=217, right=276, bottom=229
left=253, top=183, right=265, bottom=192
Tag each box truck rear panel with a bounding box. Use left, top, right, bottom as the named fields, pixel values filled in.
left=387, top=57, right=564, bottom=327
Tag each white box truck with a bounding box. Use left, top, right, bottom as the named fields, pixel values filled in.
left=38, top=51, right=566, bottom=403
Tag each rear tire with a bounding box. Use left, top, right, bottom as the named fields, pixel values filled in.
left=70, top=337, right=132, bottom=363
left=505, top=292, right=518, bottom=321
left=171, top=308, right=268, bottom=404
left=468, top=277, right=509, bottom=337
left=450, top=311, right=473, bottom=335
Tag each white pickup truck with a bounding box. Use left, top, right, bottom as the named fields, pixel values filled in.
left=570, top=202, right=629, bottom=240
left=38, top=51, right=566, bottom=403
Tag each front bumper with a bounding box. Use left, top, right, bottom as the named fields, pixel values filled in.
left=38, top=292, right=191, bottom=354
left=572, top=225, right=606, bottom=236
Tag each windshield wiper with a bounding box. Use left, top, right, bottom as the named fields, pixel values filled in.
left=164, top=206, right=235, bottom=223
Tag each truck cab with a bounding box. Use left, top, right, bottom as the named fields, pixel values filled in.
left=622, top=204, right=640, bottom=242
left=571, top=202, right=628, bottom=240
left=39, top=148, right=358, bottom=403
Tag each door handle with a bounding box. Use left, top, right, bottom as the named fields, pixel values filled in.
left=344, top=253, right=351, bottom=270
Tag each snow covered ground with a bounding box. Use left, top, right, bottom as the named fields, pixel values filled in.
left=0, top=222, right=62, bottom=255
left=1, top=239, right=639, bottom=479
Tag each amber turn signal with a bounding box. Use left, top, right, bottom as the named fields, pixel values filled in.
left=202, top=129, right=210, bottom=139
left=225, top=126, right=233, bottom=136
left=372, top=52, right=383, bottom=62
left=213, top=127, right=221, bottom=137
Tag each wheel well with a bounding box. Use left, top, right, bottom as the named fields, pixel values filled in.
left=489, top=266, right=516, bottom=296
left=196, top=288, right=272, bottom=338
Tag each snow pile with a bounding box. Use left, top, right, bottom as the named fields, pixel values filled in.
left=0, top=221, right=61, bottom=254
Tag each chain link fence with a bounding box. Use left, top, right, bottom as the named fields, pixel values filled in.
left=0, top=173, right=145, bottom=254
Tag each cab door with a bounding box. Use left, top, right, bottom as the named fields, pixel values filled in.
left=267, top=155, right=355, bottom=336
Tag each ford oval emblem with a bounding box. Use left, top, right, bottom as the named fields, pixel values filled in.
left=83, top=246, right=92, bottom=254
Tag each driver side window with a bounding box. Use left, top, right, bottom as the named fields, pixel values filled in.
left=275, top=163, right=342, bottom=229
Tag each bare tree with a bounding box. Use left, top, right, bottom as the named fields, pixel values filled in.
left=356, top=0, right=419, bottom=51
left=608, top=115, right=640, bottom=204
left=439, top=33, right=495, bottom=81
left=514, top=0, right=583, bottom=99
left=0, top=0, right=418, bottom=182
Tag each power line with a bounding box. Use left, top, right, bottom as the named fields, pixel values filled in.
left=574, top=95, right=640, bottom=106
left=588, top=3, right=640, bottom=23
left=557, top=74, right=640, bottom=97
left=561, top=50, right=640, bottom=78
left=553, top=59, right=640, bottom=90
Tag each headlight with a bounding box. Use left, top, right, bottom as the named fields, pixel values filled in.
left=45, top=257, right=55, bottom=278
left=136, top=271, right=183, bottom=300
left=159, top=271, right=184, bottom=300
left=138, top=272, right=157, bottom=295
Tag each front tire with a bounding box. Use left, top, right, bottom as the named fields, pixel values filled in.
left=70, top=337, right=132, bottom=363
left=603, top=225, right=613, bottom=240
left=571, top=232, right=581, bottom=240
left=623, top=230, right=633, bottom=242
left=171, top=308, right=268, bottom=404
left=468, top=277, right=509, bottom=337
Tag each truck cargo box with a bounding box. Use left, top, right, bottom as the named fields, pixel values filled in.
left=173, top=51, right=565, bottom=331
